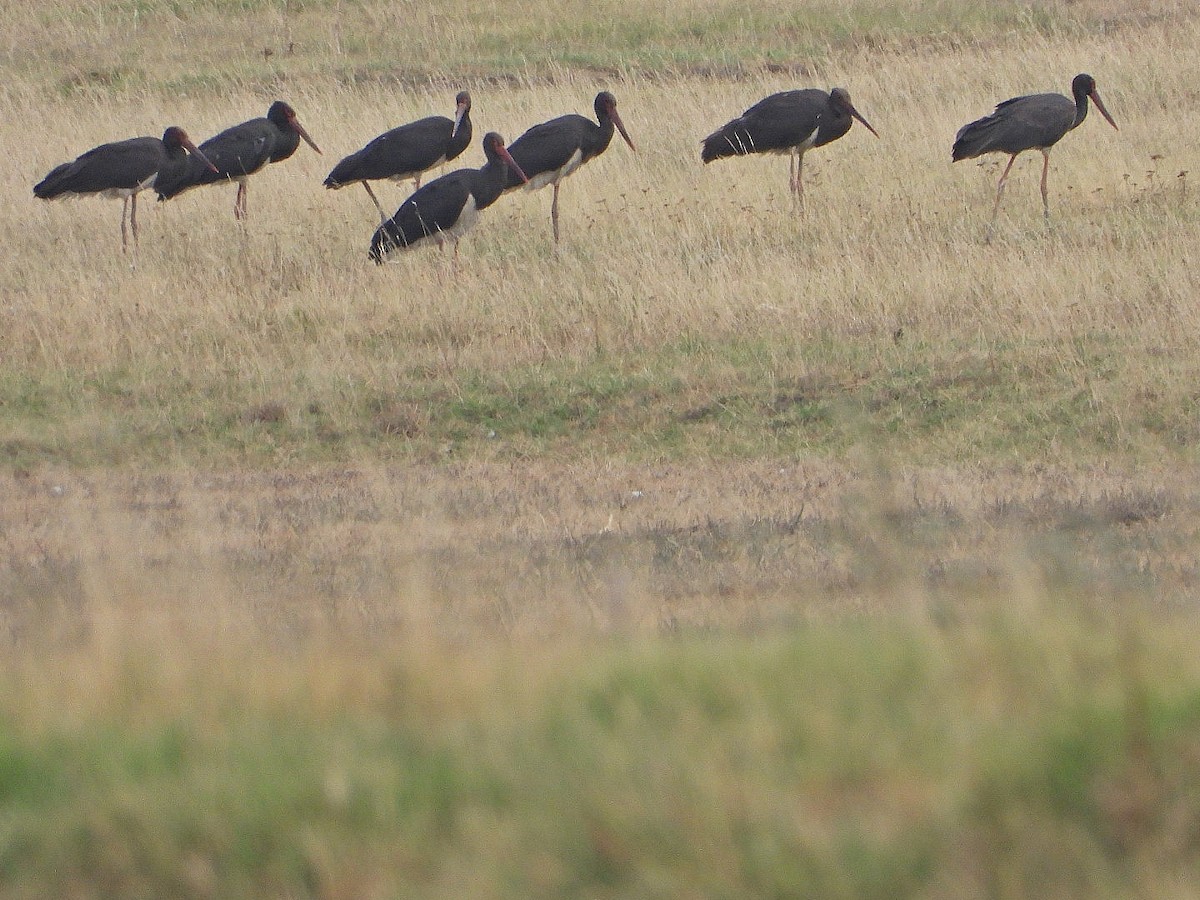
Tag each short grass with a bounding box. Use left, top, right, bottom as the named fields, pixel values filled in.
left=5, top=0, right=1200, bottom=895
left=7, top=0, right=1140, bottom=99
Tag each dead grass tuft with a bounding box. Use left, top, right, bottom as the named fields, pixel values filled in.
left=241, top=401, right=287, bottom=425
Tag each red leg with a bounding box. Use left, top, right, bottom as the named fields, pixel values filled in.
left=363, top=181, right=387, bottom=224
left=120, top=196, right=129, bottom=253
left=1040, top=149, right=1052, bottom=224
left=796, top=152, right=806, bottom=212
left=986, top=153, right=1018, bottom=243
left=551, top=182, right=561, bottom=244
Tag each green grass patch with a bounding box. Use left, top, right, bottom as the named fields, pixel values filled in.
left=4, top=332, right=1197, bottom=470
left=3, top=613, right=1200, bottom=896
left=17, top=0, right=1103, bottom=99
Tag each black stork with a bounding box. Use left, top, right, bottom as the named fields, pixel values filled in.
left=952, top=73, right=1118, bottom=241
left=34, top=126, right=216, bottom=253
left=155, top=100, right=321, bottom=219
left=701, top=87, right=879, bottom=208
left=502, top=91, right=635, bottom=243
left=324, top=91, right=473, bottom=223
left=369, top=132, right=528, bottom=264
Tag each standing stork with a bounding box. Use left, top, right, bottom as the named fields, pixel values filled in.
left=503, top=91, right=635, bottom=243
left=701, top=87, right=879, bottom=208
left=34, top=126, right=216, bottom=253
left=325, top=91, right=473, bottom=223
left=369, top=132, right=528, bottom=264
left=155, top=100, right=321, bottom=219
left=952, top=73, right=1118, bottom=241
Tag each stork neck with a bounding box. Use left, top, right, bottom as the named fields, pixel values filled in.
left=473, top=156, right=510, bottom=209
left=595, top=114, right=615, bottom=153
left=449, top=110, right=472, bottom=155
left=1073, top=91, right=1090, bottom=129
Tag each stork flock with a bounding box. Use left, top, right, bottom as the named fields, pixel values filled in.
left=33, top=74, right=1119, bottom=262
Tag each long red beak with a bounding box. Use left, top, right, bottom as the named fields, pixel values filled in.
left=612, top=109, right=636, bottom=151
left=1091, top=90, right=1118, bottom=130
left=850, top=106, right=880, bottom=138
left=183, top=137, right=219, bottom=173
left=498, top=144, right=528, bottom=184
left=452, top=101, right=468, bottom=139
left=292, top=117, right=322, bottom=154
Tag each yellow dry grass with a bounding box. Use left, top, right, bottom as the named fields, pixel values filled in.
left=1, top=453, right=1194, bottom=650
left=2, top=0, right=1199, bottom=636
left=5, top=15, right=1197, bottom=377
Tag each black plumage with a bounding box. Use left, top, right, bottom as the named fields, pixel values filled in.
left=701, top=87, right=878, bottom=205
left=325, top=91, right=473, bottom=222
left=502, top=91, right=635, bottom=243
left=952, top=73, right=1118, bottom=240
left=156, top=100, right=321, bottom=218
left=34, top=126, right=215, bottom=252
left=369, top=132, right=527, bottom=264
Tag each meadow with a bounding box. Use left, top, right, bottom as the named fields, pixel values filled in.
left=4, top=0, right=1200, bottom=895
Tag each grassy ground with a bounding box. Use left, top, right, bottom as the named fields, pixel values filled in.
left=6, top=612, right=1200, bottom=898
left=5, top=0, right=1200, bottom=895
left=5, top=4, right=1199, bottom=471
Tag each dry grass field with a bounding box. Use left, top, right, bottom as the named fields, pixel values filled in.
left=5, top=0, right=1200, bottom=896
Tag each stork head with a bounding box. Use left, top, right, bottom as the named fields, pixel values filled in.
left=268, top=100, right=323, bottom=153
left=452, top=91, right=471, bottom=139
left=596, top=91, right=636, bottom=151
left=162, top=126, right=218, bottom=172
left=484, top=132, right=528, bottom=184
left=1072, top=73, right=1118, bottom=130
left=829, top=88, right=879, bottom=138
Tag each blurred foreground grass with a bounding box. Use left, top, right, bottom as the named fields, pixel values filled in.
left=3, top=605, right=1199, bottom=898
left=3, top=460, right=1199, bottom=896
